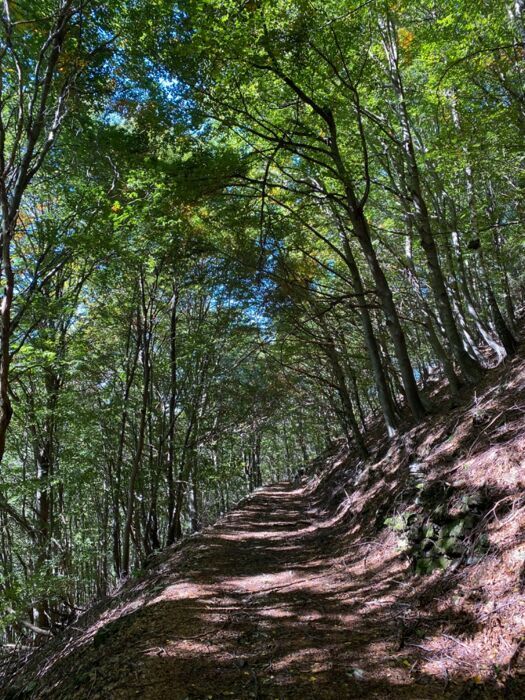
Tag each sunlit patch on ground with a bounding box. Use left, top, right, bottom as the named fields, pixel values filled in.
left=4, top=348, right=525, bottom=698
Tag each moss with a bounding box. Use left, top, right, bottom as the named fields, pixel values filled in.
left=385, top=488, right=489, bottom=575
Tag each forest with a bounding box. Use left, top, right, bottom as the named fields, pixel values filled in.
left=0, top=1, right=524, bottom=697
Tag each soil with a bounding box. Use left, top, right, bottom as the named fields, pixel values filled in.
left=2, top=345, right=525, bottom=699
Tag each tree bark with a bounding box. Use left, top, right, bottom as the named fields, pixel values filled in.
left=380, top=11, right=483, bottom=383
left=121, top=276, right=152, bottom=578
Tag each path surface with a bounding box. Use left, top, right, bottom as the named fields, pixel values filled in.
left=6, top=350, right=525, bottom=699
left=49, top=483, right=448, bottom=700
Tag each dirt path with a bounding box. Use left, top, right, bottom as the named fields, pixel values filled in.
left=5, top=349, right=525, bottom=699
left=25, top=482, right=457, bottom=700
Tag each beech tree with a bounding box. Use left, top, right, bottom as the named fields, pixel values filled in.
left=0, top=0, right=523, bottom=641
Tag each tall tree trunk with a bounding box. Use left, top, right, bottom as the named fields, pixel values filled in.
left=0, top=219, right=14, bottom=464
left=121, top=277, right=152, bottom=578
left=166, top=414, right=195, bottom=545
left=319, top=323, right=368, bottom=459
left=336, top=223, right=399, bottom=435
left=477, top=247, right=518, bottom=356
left=402, top=219, right=462, bottom=395
left=350, top=209, right=426, bottom=419
left=380, top=11, right=483, bottom=383
left=167, top=283, right=179, bottom=541
left=261, top=57, right=425, bottom=420
left=111, top=312, right=140, bottom=578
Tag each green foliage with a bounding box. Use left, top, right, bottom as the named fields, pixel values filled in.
left=0, top=0, right=522, bottom=641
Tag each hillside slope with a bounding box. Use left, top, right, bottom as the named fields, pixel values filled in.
left=2, top=347, right=525, bottom=699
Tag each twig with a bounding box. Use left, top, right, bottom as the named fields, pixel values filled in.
left=441, top=633, right=470, bottom=651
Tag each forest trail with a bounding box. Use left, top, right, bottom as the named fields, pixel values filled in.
left=4, top=348, right=525, bottom=699
left=1, top=3, right=524, bottom=698
left=9, top=483, right=451, bottom=699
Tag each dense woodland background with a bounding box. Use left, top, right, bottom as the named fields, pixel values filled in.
left=0, top=0, right=523, bottom=642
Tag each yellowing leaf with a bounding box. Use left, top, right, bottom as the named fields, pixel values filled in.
left=398, top=28, right=415, bottom=50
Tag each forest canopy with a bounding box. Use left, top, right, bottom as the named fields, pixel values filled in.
left=0, top=0, right=523, bottom=639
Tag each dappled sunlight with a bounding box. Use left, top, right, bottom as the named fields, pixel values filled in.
left=6, top=349, right=525, bottom=698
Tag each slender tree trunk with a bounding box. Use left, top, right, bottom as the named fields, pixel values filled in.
left=477, top=247, right=518, bottom=356
left=486, top=183, right=517, bottom=329
left=351, top=209, right=426, bottom=419
left=337, top=225, right=399, bottom=434
left=319, top=326, right=368, bottom=459
left=167, top=283, right=179, bottom=540
left=166, top=415, right=195, bottom=545
left=262, top=54, right=424, bottom=420
left=380, top=12, right=482, bottom=383
left=189, top=459, right=200, bottom=533
left=111, top=313, right=140, bottom=578
left=403, top=221, right=462, bottom=395
left=121, top=278, right=152, bottom=578
left=0, top=220, right=14, bottom=464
